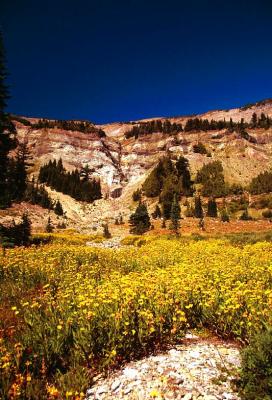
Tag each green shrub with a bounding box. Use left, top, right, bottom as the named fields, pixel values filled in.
left=239, top=328, right=272, bottom=400
left=132, top=188, right=142, bottom=202
left=262, top=209, right=272, bottom=219
left=251, top=195, right=272, bottom=210
left=193, top=142, right=208, bottom=154
left=221, top=208, right=230, bottom=222
left=240, top=209, right=253, bottom=221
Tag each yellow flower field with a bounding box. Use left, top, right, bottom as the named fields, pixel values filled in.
left=1, top=234, right=272, bottom=398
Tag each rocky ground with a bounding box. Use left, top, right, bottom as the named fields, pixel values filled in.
left=85, top=333, right=241, bottom=400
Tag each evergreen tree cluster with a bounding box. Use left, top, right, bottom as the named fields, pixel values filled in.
left=0, top=213, right=31, bottom=248
left=249, top=171, right=272, bottom=195
left=125, top=113, right=272, bottom=140
left=142, top=156, right=194, bottom=219
left=10, top=115, right=32, bottom=126
left=184, top=113, right=272, bottom=132
left=31, top=118, right=106, bottom=137
left=196, top=161, right=228, bottom=197
left=124, top=119, right=183, bottom=139
left=38, top=159, right=102, bottom=202
left=24, top=178, right=64, bottom=215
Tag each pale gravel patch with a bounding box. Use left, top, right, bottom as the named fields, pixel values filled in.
left=85, top=333, right=241, bottom=400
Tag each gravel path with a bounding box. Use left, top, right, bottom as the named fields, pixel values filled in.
left=85, top=333, right=241, bottom=400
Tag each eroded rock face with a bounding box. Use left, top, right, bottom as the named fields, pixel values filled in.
left=13, top=100, right=272, bottom=199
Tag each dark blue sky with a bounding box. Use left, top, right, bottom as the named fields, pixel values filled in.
left=2, top=0, right=272, bottom=123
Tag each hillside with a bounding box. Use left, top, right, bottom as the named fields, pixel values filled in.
left=7, top=98, right=272, bottom=229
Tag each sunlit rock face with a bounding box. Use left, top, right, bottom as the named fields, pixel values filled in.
left=14, top=99, right=272, bottom=199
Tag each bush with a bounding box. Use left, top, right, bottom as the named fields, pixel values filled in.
left=193, top=142, right=208, bottom=154
left=249, top=171, right=272, bottom=194
left=239, top=328, right=272, bottom=400
left=240, top=209, right=253, bottom=221
left=262, top=209, right=272, bottom=219
left=251, top=195, right=272, bottom=210
left=132, top=189, right=142, bottom=202
left=195, top=161, right=228, bottom=197
left=0, top=213, right=31, bottom=248
left=221, top=208, right=230, bottom=222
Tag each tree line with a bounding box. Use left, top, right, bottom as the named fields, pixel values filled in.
left=38, top=159, right=102, bottom=202
left=125, top=113, right=272, bottom=139
left=19, top=118, right=107, bottom=137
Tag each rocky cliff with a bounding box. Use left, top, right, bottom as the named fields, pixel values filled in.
left=10, top=99, right=272, bottom=229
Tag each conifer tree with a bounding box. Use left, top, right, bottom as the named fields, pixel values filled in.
left=207, top=198, right=218, bottom=217
left=0, top=33, right=16, bottom=208
left=251, top=112, right=258, bottom=128
left=129, top=202, right=151, bottom=234
left=221, top=208, right=230, bottom=222
left=10, top=140, right=32, bottom=201
left=152, top=204, right=162, bottom=219
left=46, top=216, right=54, bottom=233
left=194, top=196, right=204, bottom=218
left=102, top=223, right=111, bottom=238
left=54, top=200, right=64, bottom=216
left=170, top=194, right=181, bottom=234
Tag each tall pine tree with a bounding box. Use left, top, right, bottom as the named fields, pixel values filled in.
left=194, top=196, right=204, bottom=218
left=170, top=194, right=181, bottom=234
left=207, top=198, right=218, bottom=217
left=0, top=32, right=16, bottom=208
left=129, top=202, right=151, bottom=234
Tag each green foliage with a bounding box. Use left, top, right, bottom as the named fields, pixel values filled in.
left=228, top=196, right=248, bottom=215
left=124, top=119, right=183, bottom=139
left=32, top=118, right=106, bottom=136
left=10, top=115, right=32, bottom=126
left=221, top=208, right=230, bottom=222
left=46, top=217, right=54, bottom=233
left=240, top=208, right=253, bottom=221
left=193, top=142, right=208, bottom=155
left=54, top=200, right=64, bottom=216
left=228, top=183, right=244, bottom=195
left=239, top=328, right=272, bottom=400
left=207, top=198, right=218, bottom=217
left=262, top=210, right=272, bottom=219
left=142, top=167, right=163, bottom=197
left=102, top=223, right=111, bottom=239
left=8, top=141, right=33, bottom=202
left=152, top=204, right=162, bottom=219
left=24, top=178, right=54, bottom=210
left=249, top=171, right=272, bottom=194
left=183, top=113, right=272, bottom=133
left=129, top=202, right=151, bottom=234
left=196, top=161, right=227, bottom=197
left=132, top=188, right=142, bottom=202
left=143, top=156, right=193, bottom=219
left=194, top=196, right=204, bottom=218
left=170, top=194, right=181, bottom=234
left=251, top=195, right=272, bottom=210
left=39, top=159, right=102, bottom=202
left=0, top=213, right=31, bottom=248
left=0, top=33, right=17, bottom=208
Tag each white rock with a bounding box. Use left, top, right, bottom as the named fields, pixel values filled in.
left=96, top=386, right=108, bottom=395
left=86, top=387, right=95, bottom=396
left=111, top=379, right=121, bottom=392
left=169, top=348, right=181, bottom=357
left=123, top=367, right=139, bottom=380
left=183, top=394, right=193, bottom=400
left=189, top=350, right=201, bottom=358
left=222, top=393, right=235, bottom=400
